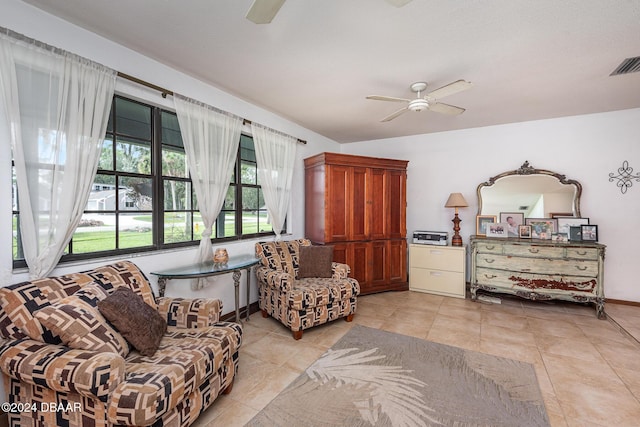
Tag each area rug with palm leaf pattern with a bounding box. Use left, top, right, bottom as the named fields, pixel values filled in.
left=246, top=325, right=550, bottom=427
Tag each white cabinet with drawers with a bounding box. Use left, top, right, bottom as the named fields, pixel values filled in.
left=470, top=236, right=606, bottom=318
left=409, top=244, right=466, bottom=298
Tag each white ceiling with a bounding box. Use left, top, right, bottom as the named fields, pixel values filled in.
left=21, top=0, right=640, bottom=143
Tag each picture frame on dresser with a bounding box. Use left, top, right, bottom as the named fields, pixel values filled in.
left=519, top=225, right=532, bottom=238
left=486, top=222, right=509, bottom=238
left=499, top=212, right=524, bottom=237
left=525, top=218, right=558, bottom=239
left=581, top=224, right=598, bottom=242
left=570, top=226, right=582, bottom=241
left=476, top=215, right=496, bottom=236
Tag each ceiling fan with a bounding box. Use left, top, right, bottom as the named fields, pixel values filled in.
left=366, top=80, right=473, bottom=122
left=246, top=0, right=413, bottom=24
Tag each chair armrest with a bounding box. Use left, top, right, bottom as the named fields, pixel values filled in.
left=332, top=262, right=351, bottom=279
left=256, top=266, right=294, bottom=292
left=0, top=338, right=125, bottom=403
left=156, top=297, right=223, bottom=328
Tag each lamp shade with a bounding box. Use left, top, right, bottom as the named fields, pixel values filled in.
left=445, top=192, right=468, bottom=208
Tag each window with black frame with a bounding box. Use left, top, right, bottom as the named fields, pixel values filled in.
left=11, top=95, right=279, bottom=267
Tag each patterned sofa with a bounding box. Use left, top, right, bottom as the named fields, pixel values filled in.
left=0, top=261, right=242, bottom=427
left=255, top=239, right=360, bottom=339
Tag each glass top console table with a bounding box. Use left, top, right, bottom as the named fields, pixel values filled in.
left=151, top=254, right=260, bottom=323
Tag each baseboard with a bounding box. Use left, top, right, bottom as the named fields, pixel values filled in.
left=606, top=298, right=640, bottom=307
left=220, top=302, right=261, bottom=322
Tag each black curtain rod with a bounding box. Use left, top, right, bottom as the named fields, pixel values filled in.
left=117, top=72, right=307, bottom=145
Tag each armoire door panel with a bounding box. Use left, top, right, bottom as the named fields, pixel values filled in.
left=369, top=240, right=388, bottom=286
left=350, top=242, right=370, bottom=288
left=369, top=168, right=387, bottom=240
left=387, top=169, right=407, bottom=239
left=351, top=167, right=369, bottom=241
left=327, top=165, right=350, bottom=241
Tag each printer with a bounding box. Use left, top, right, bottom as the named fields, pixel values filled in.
left=412, top=230, right=448, bottom=246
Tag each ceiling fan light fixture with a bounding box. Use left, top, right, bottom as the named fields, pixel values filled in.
left=408, top=98, right=429, bottom=112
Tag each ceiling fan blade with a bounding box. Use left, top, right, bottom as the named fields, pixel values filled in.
left=246, top=0, right=286, bottom=24
left=428, top=102, right=466, bottom=115
left=426, top=80, right=473, bottom=100
left=381, top=107, right=409, bottom=122
left=385, top=0, right=413, bottom=7
left=366, top=95, right=411, bottom=102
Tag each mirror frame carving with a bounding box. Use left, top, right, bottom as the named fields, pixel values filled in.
left=476, top=161, right=582, bottom=217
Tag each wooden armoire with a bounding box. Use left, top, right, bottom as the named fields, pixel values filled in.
left=304, top=152, right=408, bottom=295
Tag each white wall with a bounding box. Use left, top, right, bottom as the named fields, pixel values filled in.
left=342, top=108, right=640, bottom=302
left=0, top=0, right=341, bottom=314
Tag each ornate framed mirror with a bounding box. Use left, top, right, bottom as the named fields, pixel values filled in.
left=477, top=161, right=582, bottom=218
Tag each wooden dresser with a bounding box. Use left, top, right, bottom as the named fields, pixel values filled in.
left=470, top=236, right=606, bottom=318
left=304, top=152, right=408, bottom=295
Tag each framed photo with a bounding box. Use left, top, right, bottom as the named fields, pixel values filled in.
left=552, top=233, right=569, bottom=243
left=569, top=226, right=582, bottom=241
left=476, top=215, right=496, bottom=236
left=519, top=225, right=532, bottom=239
left=499, top=212, right=524, bottom=237
left=581, top=224, right=598, bottom=242
left=486, top=222, right=509, bottom=238
left=525, top=218, right=558, bottom=240
left=557, top=217, right=590, bottom=237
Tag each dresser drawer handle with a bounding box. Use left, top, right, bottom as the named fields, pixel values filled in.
left=485, top=259, right=495, bottom=263
left=528, top=248, right=539, bottom=253
left=485, top=245, right=495, bottom=250
left=483, top=274, right=497, bottom=279
left=576, top=266, right=588, bottom=271
left=577, top=251, right=587, bottom=256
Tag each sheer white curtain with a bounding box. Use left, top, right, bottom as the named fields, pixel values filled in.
left=174, top=94, right=242, bottom=285
left=251, top=123, right=297, bottom=240
left=0, top=29, right=116, bottom=279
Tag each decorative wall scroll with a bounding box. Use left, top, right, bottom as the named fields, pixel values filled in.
left=609, top=161, right=640, bottom=194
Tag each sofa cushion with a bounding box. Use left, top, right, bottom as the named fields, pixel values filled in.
left=298, top=245, right=334, bottom=278
left=288, top=277, right=360, bottom=310
left=108, top=322, right=242, bottom=426
left=98, top=287, right=166, bottom=356
left=34, top=283, right=129, bottom=357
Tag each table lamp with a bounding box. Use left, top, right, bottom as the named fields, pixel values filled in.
left=445, top=192, right=468, bottom=246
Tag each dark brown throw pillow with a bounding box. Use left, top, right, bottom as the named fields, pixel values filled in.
left=298, top=245, right=334, bottom=278
left=98, top=286, right=167, bottom=356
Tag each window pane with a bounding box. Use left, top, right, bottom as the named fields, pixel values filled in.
left=216, top=211, right=236, bottom=238
left=118, top=212, right=153, bottom=249
left=163, top=180, right=190, bottom=210
left=119, top=177, right=153, bottom=210
left=241, top=160, right=257, bottom=185
left=72, top=213, right=116, bottom=253
left=164, top=212, right=192, bottom=243
left=242, top=187, right=258, bottom=210
left=240, top=134, right=256, bottom=162
left=99, top=138, right=113, bottom=171
left=162, top=148, right=187, bottom=177
left=12, top=214, right=22, bottom=260
left=87, top=175, right=116, bottom=211
left=116, top=138, right=151, bottom=174
left=161, top=111, right=183, bottom=148
left=115, top=97, right=151, bottom=139
left=224, top=185, right=235, bottom=210
left=242, top=210, right=258, bottom=235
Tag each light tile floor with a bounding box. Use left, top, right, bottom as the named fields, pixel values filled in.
left=194, top=292, right=640, bottom=427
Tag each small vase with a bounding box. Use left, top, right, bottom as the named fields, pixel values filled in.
left=213, top=248, right=229, bottom=264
